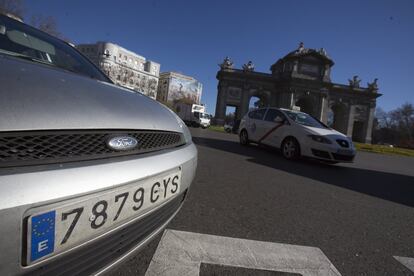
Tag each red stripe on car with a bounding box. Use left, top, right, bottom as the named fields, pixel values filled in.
left=258, top=123, right=284, bottom=143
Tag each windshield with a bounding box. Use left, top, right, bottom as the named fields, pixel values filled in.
left=284, top=110, right=328, bottom=129
left=199, top=113, right=209, bottom=119
left=0, top=15, right=110, bottom=82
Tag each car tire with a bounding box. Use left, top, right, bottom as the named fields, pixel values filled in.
left=281, top=137, right=300, bottom=160
left=239, top=130, right=250, bottom=146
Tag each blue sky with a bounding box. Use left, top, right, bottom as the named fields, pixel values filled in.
left=25, top=0, right=414, bottom=114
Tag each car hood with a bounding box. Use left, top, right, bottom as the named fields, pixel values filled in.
left=0, top=56, right=181, bottom=133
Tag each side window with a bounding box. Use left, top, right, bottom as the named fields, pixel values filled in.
left=264, top=109, right=286, bottom=122
left=248, top=109, right=266, bottom=120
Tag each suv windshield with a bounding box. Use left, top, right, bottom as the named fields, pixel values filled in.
left=284, top=110, right=328, bottom=129
left=0, top=15, right=110, bottom=82
left=199, top=113, right=208, bottom=119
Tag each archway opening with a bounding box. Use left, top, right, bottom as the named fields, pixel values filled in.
left=225, top=106, right=236, bottom=124
left=249, top=95, right=267, bottom=111
left=295, top=97, right=313, bottom=115
left=352, top=121, right=365, bottom=142
left=330, top=103, right=348, bottom=134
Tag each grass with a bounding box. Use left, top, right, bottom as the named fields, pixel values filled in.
left=208, top=125, right=227, bottom=133
left=354, top=143, right=414, bottom=157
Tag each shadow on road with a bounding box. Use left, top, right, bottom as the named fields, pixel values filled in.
left=193, top=136, right=414, bottom=207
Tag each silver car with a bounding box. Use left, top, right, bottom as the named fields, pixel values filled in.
left=0, top=15, right=197, bottom=275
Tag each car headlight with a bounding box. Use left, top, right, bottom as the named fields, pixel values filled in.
left=169, top=110, right=192, bottom=144
left=308, top=135, right=332, bottom=144
left=181, top=122, right=192, bottom=144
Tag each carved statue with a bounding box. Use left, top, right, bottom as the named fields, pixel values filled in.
left=298, top=42, right=305, bottom=53
left=318, top=48, right=327, bottom=56
left=219, top=56, right=233, bottom=69
left=367, top=78, right=378, bottom=91
left=242, top=61, right=255, bottom=72
left=348, top=75, right=361, bottom=88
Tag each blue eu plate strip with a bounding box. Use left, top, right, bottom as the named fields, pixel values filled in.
left=30, top=210, right=56, bottom=262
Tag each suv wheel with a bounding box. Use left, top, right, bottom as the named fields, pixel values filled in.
left=281, top=137, right=300, bottom=160
left=239, top=130, right=250, bottom=146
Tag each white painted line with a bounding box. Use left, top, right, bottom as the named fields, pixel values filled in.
left=146, top=229, right=341, bottom=276
left=394, top=256, right=414, bottom=272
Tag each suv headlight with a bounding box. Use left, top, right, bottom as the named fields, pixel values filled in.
left=181, top=122, right=192, bottom=144
left=170, top=111, right=192, bottom=144
left=308, top=135, right=332, bottom=144
left=162, top=104, right=193, bottom=144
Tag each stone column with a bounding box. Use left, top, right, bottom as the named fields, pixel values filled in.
left=292, top=60, right=299, bottom=75
left=322, top=65, right=331, bottom=82
left=319, top=89, right=329, bottom=123
left=289, top=91, right=295, bottom=109
left=346, top=105, right=356, bottom=138
left=239, top=91, right=250, bottom=120
left=363, top=103, right=376, bottom=144
left=319, top=96, right=329, bottom=123
left=214, top=84, right=227, bottom=125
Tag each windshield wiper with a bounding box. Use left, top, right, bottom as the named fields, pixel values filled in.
left=0, top=49, right=98, bottom=80
left=0, top=49, right=57, bottom=67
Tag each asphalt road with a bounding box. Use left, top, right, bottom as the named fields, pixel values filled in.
left=109, top=128, right=414, bottom=276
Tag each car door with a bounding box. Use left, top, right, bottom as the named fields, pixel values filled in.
left=246, top=108, right=267, bottom=141
left=259, top=109, right=288, bottom=147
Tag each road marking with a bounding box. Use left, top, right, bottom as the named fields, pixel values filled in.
left=394, top=256, right=414, bottom=272
left=145, top=230, right=341, bottom=276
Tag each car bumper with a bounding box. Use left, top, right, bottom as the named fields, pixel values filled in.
left=200, top=121, right=210, bottom=128
left=0, top=142, right=197, bottom=276
left=301, top=141, right=356, bottom=163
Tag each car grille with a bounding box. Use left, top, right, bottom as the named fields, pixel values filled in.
left=0, top=130, right=185, bottom=168
left=311, top=149, right=331, bottom=159
left=336, top=139, right=349, bottom=148
left=332, top=153, right=355, bottom=161
left=26, top=191, right=186, bottom=276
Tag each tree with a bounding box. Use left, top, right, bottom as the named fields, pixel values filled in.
left=30, top=15, right=66, bottom=40
left=375, top=107, right=392, bottom=128
left=390, top=103, right=414, bottom=143
left=0, top=0, right=68, bottom=41
left=0, top=0, right=24, bottom=20
left=225, top=112, right=235, bottom=124
left=173, top=95, right=196, bottom=106
left=158, top=100, right=176, bottom=113
left=373, top=103, right=414, bottom=148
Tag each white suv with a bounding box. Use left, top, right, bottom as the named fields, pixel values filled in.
left=239, top=107, right=356, bottom=163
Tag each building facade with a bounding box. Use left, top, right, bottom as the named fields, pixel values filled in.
left=77, top=42, right=160, bottom=99
left=215, top=43, right=381, bottom=143
left=157, top=72, right=202, bottom=104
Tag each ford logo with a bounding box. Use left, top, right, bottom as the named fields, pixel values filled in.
left=107, top=136, right=138, bottom=151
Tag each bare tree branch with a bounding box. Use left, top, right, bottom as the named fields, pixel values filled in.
left=0, top=0, right=25, bottom=20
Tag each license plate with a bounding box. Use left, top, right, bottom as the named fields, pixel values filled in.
left=26, top=169, right=181, bottom=264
